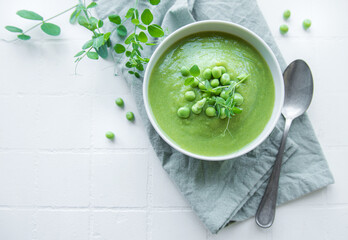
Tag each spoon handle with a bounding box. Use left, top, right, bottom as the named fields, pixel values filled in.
left=255, top=117, right=293, bottom=228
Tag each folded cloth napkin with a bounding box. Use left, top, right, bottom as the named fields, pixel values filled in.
left=96, top=0, right=334, bottom=233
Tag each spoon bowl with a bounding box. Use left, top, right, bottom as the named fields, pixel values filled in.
left=282, top=60, right=313, bottom=119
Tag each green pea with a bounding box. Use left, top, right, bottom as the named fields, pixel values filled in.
left=177, top=106, right=190, bottom=118
left=202, top=92, right=211, bottom=98
left=105, top=131, right=115, bottom=139
left=205, top=107, right=216, bottom=117
left=181, top=66, right=189, bottom=76
left=220, top=107, right=227, bottom=119
left=212, top=66, right=222, bottom=79
left=210, top=79, right=220, bottom=88
left=220, top=90, right=229, bottom=100
left=184, top=91, right=196, bottom=101
left=126, top=112, right=135, bottom=121
left=218, top=66, right=226, bottom=74
left=234, top=93, right=244, bottom=106
left=212, top=87, right=222, bottom=95
left=283, top=10, right=291, bottom=20
left=279, top=24, right=289, bottom=34
left=192, top=98, right=206, bottom=114
left=198, top=82, right=206, bottom=90
left=303, top=19, right=311, bottom=30
left=203, top=68, right=212, bottom=79
left=191, top=78, right=199, bottom=88
left=220, top=73, right=231, bottom=85
left=115, top=97, right=124, bottom=107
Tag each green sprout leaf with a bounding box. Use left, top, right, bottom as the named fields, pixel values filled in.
left=184, top=77, right=195, bottom=86
left=148, top=24, right=164, bottom=38
left=74, top=51, right=85, bottom=57
left=69, top=8, right=81, bottom=24
left=17, top=34, right=31, bottom=40
left=134, top=72, right=140, bottom=78
left=5, top=26, right=23, bottom=33
left=232, top=107, right=242, bottom=114
left=128, top=70, right=134, bottom=74
left=125, top=8, right=135, bottom=18
left=131, top=18, right=140, bottom=25
left=138, top=24, right=146, bottom=30
left=126, top=61, right=132, bottom=68
left=149, top=0, right=161, bottom=5
left=93, top=36, right=105, bottom=49
left=87, top=2, right=97, bottom=9
left=125, top=51, right=131, bottom=57
left=78, top=15, right=89, bottom=28
left=190, top=64, right=200, bottom=77
left=145, top=42, right=157, bottom=46
left=82, top=39, right=94, bottom=49
left=108, top=14, right=121, bottom=25
left=125, top=33, right=135, bottom=44
left=96, top=44, right=108, bottom=59
left=114, top=44, right=126, bottom=54
left=103, top=32, right=111, bottom=41
left=16, top=10, right=43, bottom=21
left=138, top=31, right=148, bottom=43
left=40, top=23, right=61, bottom=36
left=98, top=20, right=104, bottom=28
left=141, top=9, right=153, bottom=25
left=87, top=51, right=99, bottom=60
left=117, top=25, right=127, bottom=37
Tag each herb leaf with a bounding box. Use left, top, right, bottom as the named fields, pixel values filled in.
left=5, top=26, right=23, bottom=33
left=82, top=39, right=94, bottom=49
left=87, top=2, right=97, bottom=9
left=141, top=9, right=153, bottom=25
left=40, top=23, right=61, bottom=36
left=117, top=25, right=127, bottom=37
left=149, top=0, right=161, bottom=5
left=17, top=34, right=31, bottom=40
left=184, top=77, right=195, bottom=86
left=16, top=10, right=43, bottom=21
left=147, top=24, right=164, bottom=37
left=190, top=64, right=200, bottom=77
left=138, top=31, right=148, bottom=43
left=74, top=51, right=85, bottom=57
left=125, top=8, right=135, bottom=18
left=114, top=44, right=126, bottom=54
left=108, top=14, right=121, bottom=25
left=87, top=51, right=99, bottom=60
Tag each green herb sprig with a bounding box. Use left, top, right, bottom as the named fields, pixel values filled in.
left=3, top=0, right=165, bottom=77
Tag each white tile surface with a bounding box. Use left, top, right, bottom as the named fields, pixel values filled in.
left=36, top=210, right=90, bottom=240
left=37, top=153, right=90, bottom=206
left=92, top=211, right=147, bottom=240
left=91, top=153, right=148, bottom=207
left=152, top=211, right=207, bottom=240
left=0, top=152, right=37, bottom=206
left=0, top=0, right=347, bottom=239
left=0, top=209, right=35, bottom=240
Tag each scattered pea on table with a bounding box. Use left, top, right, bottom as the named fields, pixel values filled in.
left=279, top=24, right=289, bottom=34
left=303, top=19, right=311, bottom=30
left=184, top=91, right=196, bottom=101
left=115, top=97, right=124, bottom=107
left=203, top=68, right=212, bottom=79
left=105, top=131, right=115, bottom=140
left=283, top=9, right=291, bottom=20
left=126, top=111, right=135, bottom=121
left=205, top=107, right=216, bottom=117
left=212, top=66, right=222, bottom=79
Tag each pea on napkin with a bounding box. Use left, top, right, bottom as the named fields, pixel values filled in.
left=96, top=0, right=334, bottom=234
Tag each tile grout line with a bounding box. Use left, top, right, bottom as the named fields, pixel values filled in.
left=146, top=149, right=154, bottom=240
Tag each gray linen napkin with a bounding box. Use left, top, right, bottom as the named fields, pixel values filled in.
left=96, top=0, right=334, bottom=234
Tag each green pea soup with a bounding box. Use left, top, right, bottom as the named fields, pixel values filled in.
left=148, top=32, right=275, bottom=156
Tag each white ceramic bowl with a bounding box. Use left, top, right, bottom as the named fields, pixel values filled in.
left=143, top=20, right=284, bottom=161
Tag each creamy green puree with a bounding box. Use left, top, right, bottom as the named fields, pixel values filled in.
left=148, top=32, right=275, bottom=156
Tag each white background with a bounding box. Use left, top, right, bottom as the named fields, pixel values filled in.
left=0, top=0, right=347, bottom=239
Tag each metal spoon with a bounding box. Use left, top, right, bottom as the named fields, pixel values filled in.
left=255, top=59, right=313, bottom=228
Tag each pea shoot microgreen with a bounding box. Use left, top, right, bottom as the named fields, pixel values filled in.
left=3, top=0, right=165, bottom=77
left=180, top=64, right=249, bottom=135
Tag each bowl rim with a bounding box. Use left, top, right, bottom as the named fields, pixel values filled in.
left=143, top=20, right=284, bottom=161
